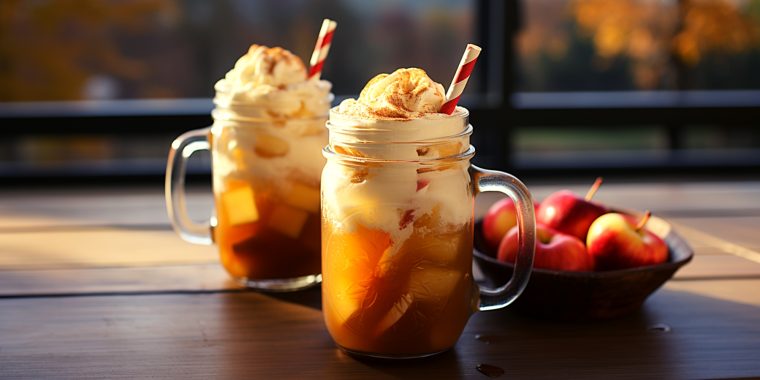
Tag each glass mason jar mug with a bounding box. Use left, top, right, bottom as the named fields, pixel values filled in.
left=166, top=88, right=332, bottom=291
left=321, top=107, right=536, bottom=358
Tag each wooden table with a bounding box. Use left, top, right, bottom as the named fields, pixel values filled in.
left=1, top=181, right=759, bottom=379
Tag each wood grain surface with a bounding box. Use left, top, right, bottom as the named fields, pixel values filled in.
left=0, top=282, right=758, bottom=379
left=1, top=181, right=759, bottom=378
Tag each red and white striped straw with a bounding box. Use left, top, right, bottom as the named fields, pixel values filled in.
left=440, top=44, right=481, bottom=114
left=308, top=19, right=337, bottom=80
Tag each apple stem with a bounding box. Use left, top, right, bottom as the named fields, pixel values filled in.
left=585, top=177, right=603, bottom=201
left=636, top=211, right=652, bottom=232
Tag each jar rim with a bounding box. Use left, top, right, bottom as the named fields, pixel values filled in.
left=327, top=108, right=471, bottom=143
left=323, top=142, right=476, bottom=164
left=212, top=93, right=335, bottom=110
left=328, top=105, right=469, bottom=124
left=328, top=105, right=470, bottom=132
left=211, top=108, right=329, bottom=124
left=327, top=121, right=473, bottom=144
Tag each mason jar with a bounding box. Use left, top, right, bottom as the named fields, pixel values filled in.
left=166, top=85, right=333, bottom=291
left=321, top=106, right=536, bottom=358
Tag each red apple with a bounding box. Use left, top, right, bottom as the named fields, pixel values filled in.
left=537, top=177, right=608, bottom=241
left=498, top=224, right=594, bottom=272
left=482, top=198, right=540, bottom=254
left=586, top=211, right=668, bottom=270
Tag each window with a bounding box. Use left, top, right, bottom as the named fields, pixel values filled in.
left=2, top=0, right=759, bottom=181
left=1, top=0, right=477, bottom=101
left=510, top=0, right=760, bottom=173
left=1, top=0, right=484, bottom=180
left=518, top=0, right=760, bottom=92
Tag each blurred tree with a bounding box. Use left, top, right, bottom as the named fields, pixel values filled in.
left=572, top=0, right=760, bottom=89
left=0, top=0, right=180, bottom=101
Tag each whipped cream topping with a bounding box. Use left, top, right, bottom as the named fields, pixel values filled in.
left=322, top=136, right=472, bottom=248
left=328, top=107, right=469, bottom=160
left=215, top=44, right=332, bottom=117
left=224, top=44, right=307, bottom=87
left=337, top=68, right=446, bottom=119
left=324, top=68, right=471, bottom=247
left=214, top=118, right=327, bottom=190
left=212, top=44, right=332, bottom=190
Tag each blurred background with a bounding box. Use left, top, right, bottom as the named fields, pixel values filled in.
left=2, top=0, right=760, bottom=184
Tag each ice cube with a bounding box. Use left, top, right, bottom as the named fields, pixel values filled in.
left=328, top=281, right=366, bottom=326
left=283, top=182, right=320, bottom=212
left=323, top=225, right=393, bottom=327
left=408, top=267, right=462, bottom=305
left=267, top=203, right=308, bottom=238
left=420, top=232, right=465, bottom=264
left=399, top=228, right=463, bottom=265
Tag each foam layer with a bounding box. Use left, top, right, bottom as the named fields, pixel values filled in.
left=213, top=117, right=327, bottom=189
left=211, top=44, right=332, bottom=190
left=323, top=106, right=472, bottom=248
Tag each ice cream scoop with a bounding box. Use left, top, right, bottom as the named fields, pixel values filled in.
left=223, top=44, right=307, bottom=88
left=338, top=68, right=446, bottom=119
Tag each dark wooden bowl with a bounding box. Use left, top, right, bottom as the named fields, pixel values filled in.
left=473, top=213, right=693, bottom=320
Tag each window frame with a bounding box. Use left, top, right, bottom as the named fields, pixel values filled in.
left=1, top=0, right=760, bottom=182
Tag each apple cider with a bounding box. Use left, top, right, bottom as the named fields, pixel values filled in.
left=210, top=114, right=327, bottom=287
left=214, top=178, right=322, bottom=281
left=166, top=44, right=334, bottom=291
left=322, top=214, right=477, bottom=356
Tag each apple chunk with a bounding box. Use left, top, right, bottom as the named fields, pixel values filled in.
left=373, top=292, right=414, bottom=337
left=221, top=185, right=259, bottom=226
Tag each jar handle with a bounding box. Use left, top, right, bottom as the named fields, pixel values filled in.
left=470, top=165, right=536, bottom=311
left=165, top=127, right=214, bottom=245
